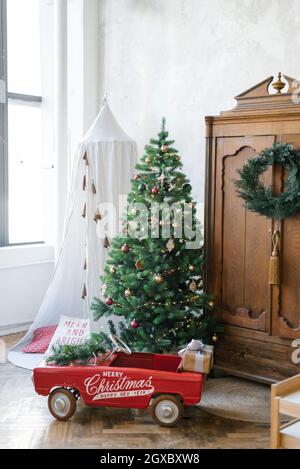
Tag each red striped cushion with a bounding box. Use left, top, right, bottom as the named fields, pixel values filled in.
left=22, top=325, right=57, bottom=353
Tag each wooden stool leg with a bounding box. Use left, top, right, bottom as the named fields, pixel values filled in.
left=271, top=393, right=280, bottom=449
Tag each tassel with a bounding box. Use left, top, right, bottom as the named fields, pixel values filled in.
left=83, top=258, right=87, bottom=270
left=83, top=175, right=86, bottom=191
left=94, top=208, right=102, bottom=222
left=83, top=152, right=89, bottom=166
left=268, top=230, right=280, bottom=285
left=92, top=182, right=96, bottom=194
left=82, top=203, right=86, bottom=218
left=103, top=236, right=110, bottom=248
left=82, top=284, right=87, bottom=299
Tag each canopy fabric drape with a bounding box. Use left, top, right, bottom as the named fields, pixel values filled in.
left=8, top=101, right=137, bottom=369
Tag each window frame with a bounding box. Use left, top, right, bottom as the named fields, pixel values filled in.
left=0, top=0, right=43, bottom=247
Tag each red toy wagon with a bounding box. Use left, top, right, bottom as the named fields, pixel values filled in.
left=33, top=334, right=205, bottom=427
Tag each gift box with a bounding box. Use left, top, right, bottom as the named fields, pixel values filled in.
left=178, top=339, right=214, bottom=374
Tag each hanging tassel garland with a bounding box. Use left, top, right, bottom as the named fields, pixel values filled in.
left=94, top=208, right=102, bottom=221
left=82, top=175, right=86, bottom=191
left=103, top=236, right=110, bottom=248
left=82, top=284, right=87, bottom=299
left=83, top=258, right=87, bottom=270
left=83, top=152, right=89, bottom=166
left=92, top=182, right=97, bottom=194
left=82, top=203, right=86, bottom=218
left=268, top=230, right=280, bottom=285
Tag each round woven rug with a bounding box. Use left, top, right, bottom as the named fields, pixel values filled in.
left=197, top=377, right=274, bottom=423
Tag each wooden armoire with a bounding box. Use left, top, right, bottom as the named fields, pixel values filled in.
left=205, top=74, right=300, bottom=383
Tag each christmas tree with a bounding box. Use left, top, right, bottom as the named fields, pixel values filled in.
left=92, top=119, right=219, bottom=352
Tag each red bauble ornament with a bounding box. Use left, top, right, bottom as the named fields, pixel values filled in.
left=105, top=297, right=113, bottom=306
left=151, top=186, right=159, bottom=195
left=131, top=319, right=138, bottom=329
left=121, top=244, right=130, bottom=253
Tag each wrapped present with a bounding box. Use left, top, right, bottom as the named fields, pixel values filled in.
left=178, top=339, right=214, bottom=374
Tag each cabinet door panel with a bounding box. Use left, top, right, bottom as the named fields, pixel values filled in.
left=273, top=135, right=300, bottom=339
left=213, top=135, right=274, bottom=331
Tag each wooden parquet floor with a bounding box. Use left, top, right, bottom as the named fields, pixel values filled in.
left=0, top=333, right=270, bottom=449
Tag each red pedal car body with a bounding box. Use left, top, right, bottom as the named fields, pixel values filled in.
left=33, top=344, right=205, bottom=427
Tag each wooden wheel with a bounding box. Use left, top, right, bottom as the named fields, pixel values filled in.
left=151, top=394, right=183, bottom=427
left=48, top=388, right=77, bottom=421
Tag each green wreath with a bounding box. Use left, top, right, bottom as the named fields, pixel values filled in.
left=235, top=143, right=300, bottom=220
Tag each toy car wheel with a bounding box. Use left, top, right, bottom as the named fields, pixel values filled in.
left=151, top=394, right=183, bottom=427
left=48, top=388, right=77, bottom=421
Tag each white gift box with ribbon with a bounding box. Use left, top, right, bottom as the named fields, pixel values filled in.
left=178, top=339, right=214, bottom=374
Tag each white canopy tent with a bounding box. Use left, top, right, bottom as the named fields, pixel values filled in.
left=8, top=100, right=137, bottom=369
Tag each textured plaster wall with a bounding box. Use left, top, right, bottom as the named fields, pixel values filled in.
left=99, top=0, right=300, bottom=203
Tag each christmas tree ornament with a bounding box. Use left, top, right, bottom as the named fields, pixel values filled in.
left=208, top=300, right=215, bottom=308
left=121, top=244, right=130, bottom=253
left=145, top=156, right=151, bottom=164
left=151, top=186, right=159, bottom=195
left=133, top=174, right=140, bottom=180
left=158, top=172, right=165, bottom=186
left=154, top=274, right=163, bottom=284
left=212, top=334, right=218, bottom=343
left=109, top=266, right=116, bottom=274
left=125, top=288, right=132, bottom=297
left=189, top=280, right=197, bottom=291
left=160, top=145, right=169, bottom=153
left=131, top=319, right=138, bottom=329
left=183, top=183, right=192, bottom=192
left=138, top=183, right=146, bottom=192
left=130, top=207, right=137, bottom=216
left=166, top=237, right=175, bottom=252
left=189, top=264, right=195, bottom=272
left=135, top=260, right=144, bottom=270
left=105, top=297, right=113, bottom=306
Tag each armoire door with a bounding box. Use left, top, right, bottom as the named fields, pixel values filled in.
left=271, top=134, right=300, bottom=340
left=213, top=135, right=275, bottom=332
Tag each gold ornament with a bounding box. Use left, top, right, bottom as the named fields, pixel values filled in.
left=135, top=260, right=144, bottom=271
left=189, top=280, right=197, bottom=291
left=154, top=274, right=163, bottom=284
left=188, top=265, right=195, bottom=272
left=145, top=156, right=151, bottom=164
left=208, top=300, right=215, bottom=308
left=160, top=145, right=169, bottom=153
left=125, top=288, right=132, bottom=297
left=166, top=238, right=175, bottom=252
left=212, top=333, right=218, bottom=343
left=110, top=266, right=116, bottom=274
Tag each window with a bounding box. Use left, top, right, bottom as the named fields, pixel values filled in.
left=0, top=0, right=44, bottom=246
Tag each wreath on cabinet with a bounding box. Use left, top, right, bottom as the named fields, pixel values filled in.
left=235, top=143, right=300, bottom=220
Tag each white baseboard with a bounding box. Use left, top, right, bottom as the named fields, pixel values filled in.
left=0, top=321, right=31, bottom=336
